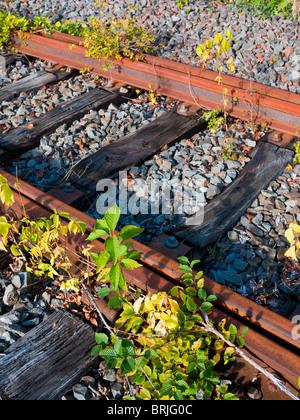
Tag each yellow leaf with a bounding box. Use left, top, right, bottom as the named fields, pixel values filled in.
left=285, top=227, right=295, bottom=244
left=133, top=297, right=144, bottom=314
left=202, top=50, right=210, bottom=61
left=285, top=246, right=297, bottom=260
left=226, top=29, right=233, bottom=40
left=229, top=63, right=235, bottom=72
left=291, top=222, right=300, bottom=234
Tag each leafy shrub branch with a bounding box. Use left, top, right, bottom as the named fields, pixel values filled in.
left=0, top=10, right=155, bottom=64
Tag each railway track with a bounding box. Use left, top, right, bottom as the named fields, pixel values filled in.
left=0, top=32, right=299, bottom=400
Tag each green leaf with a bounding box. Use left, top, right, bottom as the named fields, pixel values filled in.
left=108, top=296, right=123, bottom=308
left=91, top=344, right=102, bottom=356
left=95, top=251, right=111, bottom=272
left=170, top=286, right=179, bottom=298
left=198, top=288, right=207, bottom=300
left=119, top=225, right=144, bottom=241
left=186, top=296, right=198, bottom=313
left=177, top=310, right=186, bottom=324
left=97, top=287, right=111, bottom=297
left=107, top=358, right=118, bottom=370
left=77, top=221, right=87, bottom=234
left=176, top=380, right=189, bottom=391
left=121, top=258, right=142, bottom=270
left=177, top=256, right=189, bottom=265
left=217, top=385, right=228, bottom=394
left=229, top=324, right=238, bottom=335
left=100, top=347, right=117, bottom=360
left=132, top=373, right=145, bottom=385
left=95, top=333, right=109, bottom=346
left=0, top=182, right=14, bottom=207
left=51, top=213, right=60, bottom=229
left=126, top=249, right=142, bottom=260
left=94, top=218, right=110, bottom=234
left=224, top=393, right=238, bottom=400
left=105, top=235, right=121, bottom=264
left=186, top=362, right=196, bottom=373
left=118, top=273, right=128, bottom=292
left=179, top=264, right=191, bottom=273
left=104, top=204, right=120, bottom=230
left=160, top=384, right=173, bottom=397
left=207, top=294, right=217, bottom=302
left=0, top=216, right=12, bottom=237
left=241, top=327, right=249, bottom=336
left=87, top=229, right=108, bottom=241
left=182, top=273, right=193, bottom=280
left=139, top=388, right=151, bottom=399
left=10, top=244, right=21, bottom=257
left=174, top=390, right=183, bottom=400
left=122, top=356, right=136, bottom=374
left=59, top=211, right=71, bottom=219
left=114, top=338, right=135, bottom=357
left=191, top=259, right=201, bottom=268
left=186, top=287, right=197, bottom=297
left=144, top=349, right=158, bottom=360
left=201, top=301, right=213, bottom=313
left=110, top=264, right=121, bottom=291
left=236, top=337, right=245, bottom=347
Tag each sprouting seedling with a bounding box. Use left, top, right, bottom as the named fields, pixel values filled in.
left=196, top=30, right=235, bottom=74
left=196, top=30, right=235, bottom=130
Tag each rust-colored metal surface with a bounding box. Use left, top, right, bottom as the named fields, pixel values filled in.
left=12, top=31, right=300, bottom=138
left=1, top=171, right=299, bottom=397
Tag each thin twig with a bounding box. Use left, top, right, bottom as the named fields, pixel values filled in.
left=199, top=309, right=300, bottom=401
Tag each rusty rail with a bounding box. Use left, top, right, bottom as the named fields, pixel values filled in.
left=12, top=31, right=300, bottom=137
left=1, top=170, right=299, bottom=396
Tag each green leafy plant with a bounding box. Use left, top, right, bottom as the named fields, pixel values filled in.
left=87, top=204, right=144, bottom=308
left=0, top=9, right=89, bottom=50
left=196, top=30, right=235, bottom=129
left=17, top=210, right=87, bottom=283
left=294, top=141, right=300, bottom=164
left=221, top=141, right=238, bottom=161
left=0, top=174, right=87, bottom=289
left=222, top=0, right=299, bottom=19
left=176, top=0, right=189, bottom=9
left=0, top=10, right=29, bottom=49
left=202, top=109, right=224, bottom=134
left=82, top=17, right=155, bottom=63
left=0, top=10, right=155, bottom=71
left=92, top=256, right=247, bottom=400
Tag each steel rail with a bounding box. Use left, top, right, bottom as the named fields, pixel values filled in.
left=12, top=31, right=300, bottom=137
left=1, top=171, right=299, bottom=394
